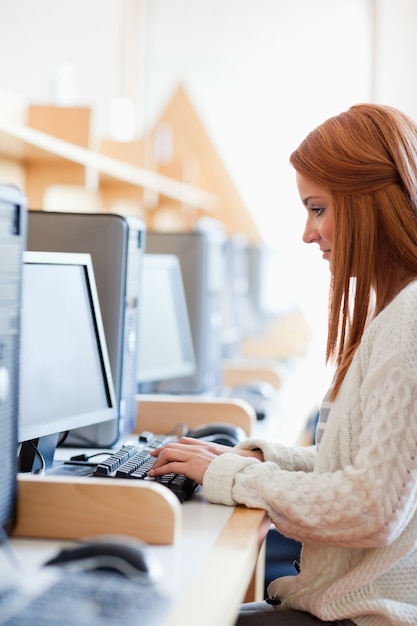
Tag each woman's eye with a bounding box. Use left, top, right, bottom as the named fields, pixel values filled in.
left=311, top=207, right=325, bottom=217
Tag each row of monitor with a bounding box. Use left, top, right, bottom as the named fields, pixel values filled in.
left=1, top=196, right=283, bottom=537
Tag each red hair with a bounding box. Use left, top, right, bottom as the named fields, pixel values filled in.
left=290, top=104, right=417, bottom=397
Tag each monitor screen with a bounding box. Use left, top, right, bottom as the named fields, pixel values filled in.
left=137, top=254, right=195, bottom=389
left=248, top=244, right=286, bottom=330
left=18, top=251, right=117, bottom=470
left=221, top=235, right=260, bottom=356
left=145, top=231, right=224, bottom=394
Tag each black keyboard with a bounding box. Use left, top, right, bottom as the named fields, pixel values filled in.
left=92, top=432, right=199, bottom=503
left=0, top=569, right=169, bottom=626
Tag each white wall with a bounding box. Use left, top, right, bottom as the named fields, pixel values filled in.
left=372, top=0, right=417, bottom=118
left=141, top=0, right=372, bottom=370
left=0, top=0, right=126, bottom=135
left=0, top=0, right=406, bottom=401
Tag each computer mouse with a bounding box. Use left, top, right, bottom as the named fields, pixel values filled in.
left=188, top=422, right=246, bottom=446
left=232, top=381, right=275, bottom=400
left=43, top=535, right=162, bottom=583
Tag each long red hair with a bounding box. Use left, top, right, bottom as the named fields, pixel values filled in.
left=290, top=104, right=417, bottom=397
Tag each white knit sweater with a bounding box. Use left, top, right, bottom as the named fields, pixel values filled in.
left=202, top=282, right=417, bottom=626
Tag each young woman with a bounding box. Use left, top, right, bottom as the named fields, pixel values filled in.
left=149, top=103, right=417, bottom=625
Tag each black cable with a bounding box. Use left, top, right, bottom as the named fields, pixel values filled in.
left=23, top=440, right=46, bottom=475
left=68, top=450, right=115, bottom=464
left=57, top=431, right=69, bottom=446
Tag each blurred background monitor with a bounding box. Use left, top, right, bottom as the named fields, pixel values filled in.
left=137, top=254, right=196, bottom=392
left=221, top=234, right=260, bottom=357
left=145, top=229, right=225, bottom=394
left=18, top=251, right=117, bottom=473
left=248, top=244, right=288, bottom=331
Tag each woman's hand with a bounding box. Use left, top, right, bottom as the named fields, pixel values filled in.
left=172, top=436, right=239, bottom=456
left=148, top=441, right=217, bottom=484
left=149, top=437, right=263, bottom=484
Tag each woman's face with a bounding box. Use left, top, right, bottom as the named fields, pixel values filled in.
left=297, top=173, right=334, bottom=269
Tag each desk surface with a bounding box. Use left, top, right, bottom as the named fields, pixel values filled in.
left=10, top=493, right=268, bottom=626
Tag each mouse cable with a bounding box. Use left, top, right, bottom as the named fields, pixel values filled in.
left=68, top=450, right=115, bottom=464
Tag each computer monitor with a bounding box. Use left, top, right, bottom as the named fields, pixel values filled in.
left=27, top=211, right=146, bottom=447
left=221, top=234, right=261, bottom=356
left=18, top=251, right=117, bottom=472
left=247, top=244, right=285, bottom=332
left=137, top=254, right=195, bottom=391
left=145, top=230, right=225, bottom=394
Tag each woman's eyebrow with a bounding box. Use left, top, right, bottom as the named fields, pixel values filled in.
left=302, top=195, right=323, bottom=206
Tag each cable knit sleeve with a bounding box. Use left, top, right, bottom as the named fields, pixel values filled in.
left=236, top=437, right=317, bottom=471
left=202, top=440, right=316, bottom=505
left=202, top=284, right=417, bottom=549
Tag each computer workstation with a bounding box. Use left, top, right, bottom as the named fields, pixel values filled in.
left=2, top=209, right=268, bottom=626
left=144, top=229, right=283, bottom=421
left=13, top=249, right=181, bottom=543
left=5, top=245, right=266, bottom=625
left=135, top=251, right=251, bottom=440
left=16, top=251, right=204, bottom=504
left=13, top=244, right=254, bottom=542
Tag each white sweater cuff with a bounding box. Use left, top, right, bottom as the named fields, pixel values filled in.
left=202, top=452, right=260, bottom=505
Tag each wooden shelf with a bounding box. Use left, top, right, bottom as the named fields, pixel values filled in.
left=0, top=117, right=218, bottom=211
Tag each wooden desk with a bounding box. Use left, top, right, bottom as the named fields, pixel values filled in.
left=10, top=493, right=269, bottom=626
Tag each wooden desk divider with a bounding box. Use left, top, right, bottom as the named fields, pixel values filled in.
left=14, top=473, right=181, bottom=545
left=13, top=396, right=255, bottom=546
left=221, top=360, right=283, bottom=390
left=135, top=394, right=256, bottom=437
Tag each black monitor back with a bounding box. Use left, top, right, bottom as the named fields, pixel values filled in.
left=145, top=230, right=224, bottom=394
left=0, top=184, right=26, bottom=536
left=27, top=211, right=146, bottom=446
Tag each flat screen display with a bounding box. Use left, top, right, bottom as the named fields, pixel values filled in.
left=145, top=231, right=223, bottom=394
left=137, top=254, right=195, bottom=386
left=19, top=251, right=116, bottom=446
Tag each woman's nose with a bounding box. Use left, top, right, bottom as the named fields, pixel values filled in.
left=302, top=219, right=319, bottom=244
